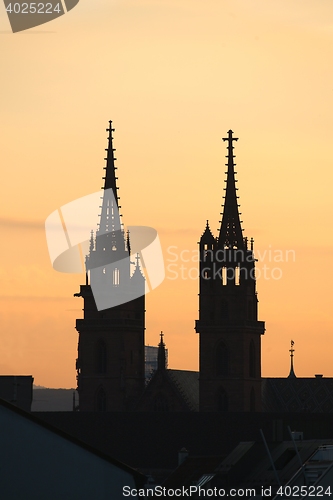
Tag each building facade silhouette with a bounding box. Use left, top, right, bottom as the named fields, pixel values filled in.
left=74, top=124, right=266, bottom=412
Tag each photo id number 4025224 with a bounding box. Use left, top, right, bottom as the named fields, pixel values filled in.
left=5, top=3, right=61, bottom=14
left=275, top=485, right=332, bottom=497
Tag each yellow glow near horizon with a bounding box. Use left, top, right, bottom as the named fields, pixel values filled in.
left=0, top=0, right=332, bottom=387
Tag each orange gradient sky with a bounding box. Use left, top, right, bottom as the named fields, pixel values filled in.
left=0, top=0, right=332, bottom=387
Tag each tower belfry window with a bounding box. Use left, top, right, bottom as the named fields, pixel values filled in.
left=113, top=268, right=120, bottom=286
left=222, top=267, right=227, bottom=286
left=235, top=266, right=240, bottom=285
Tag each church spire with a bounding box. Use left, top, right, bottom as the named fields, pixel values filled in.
left=98, top=121, right=122, bottom=237
left=288, top=340, right=296, bottom=378
left=103, top=120, right=119, bottom=204
left=95, top=121, right=126, bottom=256
left=218, top=130, right=244, bottom=250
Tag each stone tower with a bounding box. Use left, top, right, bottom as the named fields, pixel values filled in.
left=75, top=121, right=145, bottom=411
left=196, top=130, right=265, bottom=412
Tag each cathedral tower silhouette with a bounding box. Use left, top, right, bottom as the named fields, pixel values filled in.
left=196, top=130, right=265, bottom=412
left=75, top=122, right=145, bottom=412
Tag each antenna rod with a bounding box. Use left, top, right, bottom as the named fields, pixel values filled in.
left=287, top=426, right=308, bottom=486
left=259, top=429, right=281, bottom=487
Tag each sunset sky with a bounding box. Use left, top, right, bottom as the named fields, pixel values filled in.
left=0, top=0, right=332, bottom=388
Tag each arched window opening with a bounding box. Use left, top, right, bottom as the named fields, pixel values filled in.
left=216, top=341, right=228, bottom=377
left=95, top=340, right=107, bottom=374
left=235, top=266, right=240, bottom=285
left=217, top=388, right=228, bottom=412
left=222, top=267, right=227, bottom=286
left=249, top=340, right=256, bottom=378
left=153, top=394, right=169, bottom=412
left=113, top=267, right=120, bottom=286
left=96, top=387, right=107, bottom=412
left=250, top=387, right=255, bottom=412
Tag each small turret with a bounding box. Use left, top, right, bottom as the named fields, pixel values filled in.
left=157, top=331, right=166, bottom=371
left=288, top=340, right=296, bottom=378
left=200, top=220, right=215, bottom=245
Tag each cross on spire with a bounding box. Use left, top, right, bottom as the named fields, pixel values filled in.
left=222, top=129, right=238, bottom=149
left=158, top=331, right=166, bottom=370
